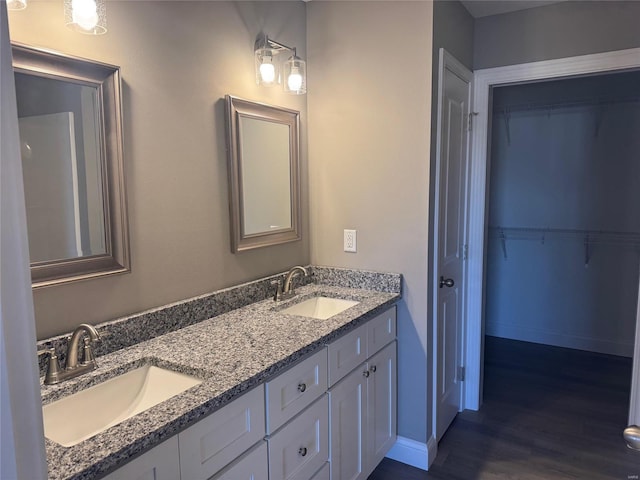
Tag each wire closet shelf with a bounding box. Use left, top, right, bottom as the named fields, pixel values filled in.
left=489, top=226, right=640, bottom=265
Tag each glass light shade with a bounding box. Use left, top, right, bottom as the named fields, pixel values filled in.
left=7, top=0, right=27, bottom=10
left=283, top=56, right=306, bottom=95
left=255, top=48, right=279, bottom=86
left=64, top=0, right=107, bottom=35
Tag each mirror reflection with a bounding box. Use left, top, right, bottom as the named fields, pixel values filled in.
left=239, top=116, right=292, bottom=235
left=16, top=72, right=107, bottom=263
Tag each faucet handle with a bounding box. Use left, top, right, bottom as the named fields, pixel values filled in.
left=37, top=347, right=54, bottom=359
left=271, top=279, right=283, bottom=301
left=37, top=348, right=62, bottom=385
left=80, top=337, right=98, bottom=367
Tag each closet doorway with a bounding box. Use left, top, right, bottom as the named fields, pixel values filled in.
left=481, top=70, right=639, bottom=469
left=485, top=70, right=640, bottom=358
left=463, top=48, right=640, bottom=420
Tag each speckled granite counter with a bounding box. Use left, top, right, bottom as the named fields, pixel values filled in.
left=40, top=268, right=401, bottom=480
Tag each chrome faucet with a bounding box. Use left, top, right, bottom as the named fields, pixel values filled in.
left=271, top=266, right=309, bottom=301
left=283, top=266, right=308, bottom=298
left=38, top=323, right=100, bottom=385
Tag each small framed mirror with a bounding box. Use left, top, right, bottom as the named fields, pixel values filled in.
left=225, top=95, right=301, bottom=252
left=12, top=43, right=130, bottom=288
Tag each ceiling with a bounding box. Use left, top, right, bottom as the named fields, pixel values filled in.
left=460, top=0, right=567, bottom=18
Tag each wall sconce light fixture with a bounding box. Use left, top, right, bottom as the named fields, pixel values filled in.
left=7, top=0, right=27, bottom=11
left=64, top=0, right=107, bottom=35
left=255, top=34, right=306, bottom=95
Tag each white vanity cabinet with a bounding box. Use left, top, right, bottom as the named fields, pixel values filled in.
left=265, top=349, right=330, bottom=480
left=309, top=462, right=331, bottom=480
left=100, top=306, right=396, bottom=480
left=102, top=436, right=180, bottom=480
left=179, top=385, right=266, bottom=479
left=265, top=349, right=328, bottom=434
left=328, top=307, right=397, bottom=480
left=211, top=442, right=269, bottom=480
left=267, top=396, right=329, bottom=480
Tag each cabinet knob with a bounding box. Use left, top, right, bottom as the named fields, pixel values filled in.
left=298, top=447, right=308, bottom=457
left=370, top=365, right=377, bottom=373
left=363, top=370, right=370, bottom=378
left=297, top=383, right=307, bottom=393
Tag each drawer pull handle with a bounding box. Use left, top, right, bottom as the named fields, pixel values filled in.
left=370, top=365, right=377, bottom=373
left=297, top=383, right=307, bottom=393
left=299, top=447, right=308, bottom=457
left=363, top=370, right=370, bottom=378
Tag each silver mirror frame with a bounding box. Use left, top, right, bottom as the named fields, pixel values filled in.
left=225, top=95, right=301, bottom=253
left=12, top=43, right=130, bottom=288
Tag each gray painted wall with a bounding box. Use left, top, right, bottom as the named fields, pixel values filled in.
left=9, top=1, right=309, bottom=339
left=474, top=1, right=640, bottom=69
left=308, top=0, right=434, bottom=445
left=433, top=0, right=474, bottom=71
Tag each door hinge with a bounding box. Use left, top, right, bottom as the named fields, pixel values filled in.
left=468, top=112, right=479, bottom=131
left=463, top=244, right=469, bottom=261
left=458, top=366, right=466, bottom=382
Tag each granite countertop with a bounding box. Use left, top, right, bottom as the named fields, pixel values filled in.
left=42, top=283, right=400, bottom=480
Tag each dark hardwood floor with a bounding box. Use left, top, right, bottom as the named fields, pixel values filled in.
left=368, top=336, right=639, bottom=480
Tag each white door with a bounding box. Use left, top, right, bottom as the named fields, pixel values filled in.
left=434, top=49, right=472, bottom=441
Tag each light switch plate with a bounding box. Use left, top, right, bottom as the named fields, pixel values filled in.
left=344, top=229, right=357, bottom=253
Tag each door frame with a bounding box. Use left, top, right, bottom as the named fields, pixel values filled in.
left=465, top=47, right=640, bottom=411
left=432, top=48, right=473, bottom=442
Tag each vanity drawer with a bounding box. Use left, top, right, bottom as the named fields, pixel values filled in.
left=211, top=441, right=268, bottom=480
left=327, top=324, right=367, bottom=387
left=267, top=396, right=329, bottom=480
left=367, top=306, right=396, bottom=356
left=310, top=462, right=331, bottom=480
left=102, top=436, right=179, bottom=480
left=265, top=349, right=328, bottom=433
left=179, top=385, right=265, bottom=479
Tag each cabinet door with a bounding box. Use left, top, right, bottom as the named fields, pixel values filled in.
left=266, top=349, right=328, bottom=433
left=102, top=436, right=179, bottom=480
left=365, top=342, right=397, bottom=476
left=179, top=385, right=265, bottom=479
left=268, top=396, right=329, bottom=480
left=211, top=442, right=268, bottom=480
left=366, top=307, right=396, bottom=357
left=329, top=366, right=367, bottom=480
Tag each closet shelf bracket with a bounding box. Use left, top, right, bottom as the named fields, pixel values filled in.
left=584, top=234, right=591, bottom=267
left=502, top=108, right=512, bottom=146
left=594, top=105, right=607, bottom=138
left=500, top=229, right=508, bottom=260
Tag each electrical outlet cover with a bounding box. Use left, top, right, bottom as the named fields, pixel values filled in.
left=344, top=229, right=357, bottom=253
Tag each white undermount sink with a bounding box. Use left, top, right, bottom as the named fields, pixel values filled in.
left=42, top=364, right=202, bottom=447
left=281, top=296, right=359, bottom=320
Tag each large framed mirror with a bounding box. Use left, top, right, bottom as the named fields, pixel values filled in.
left=225, top=95, right=301, bottom=252
left=12, top=43, right=130, bottom=288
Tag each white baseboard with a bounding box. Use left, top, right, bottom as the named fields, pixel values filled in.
left=486, top=322, right=634, bottom=357
left=385, top=435, right=437, bottom=471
